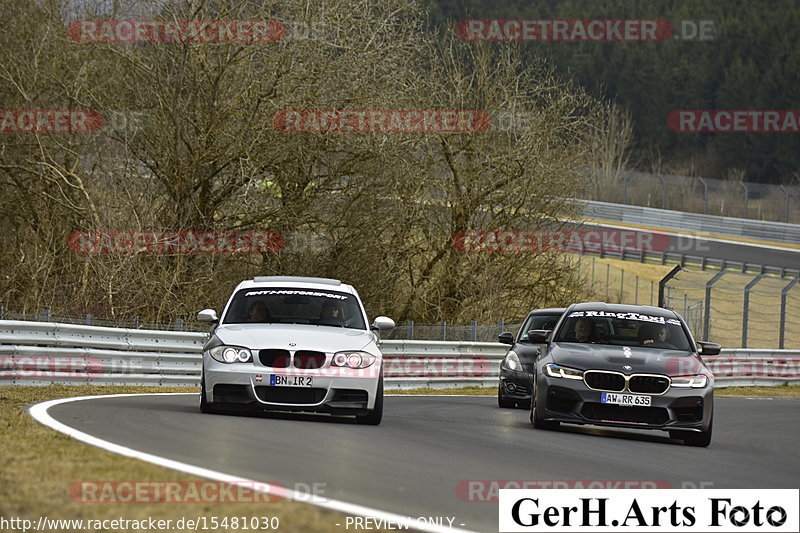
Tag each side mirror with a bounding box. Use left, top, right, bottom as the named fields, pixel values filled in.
left=697, top=341, right=721, bottom=356
left=197, top=309, right=219, bottom=323
left=529, top=329, right=551, bottom=343
left=498, top=332, right=514, bottom=345
left=371, top=316, right=395, bottom=331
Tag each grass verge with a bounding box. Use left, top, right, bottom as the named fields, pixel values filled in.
left=715, top=384, right=800, bottom=398
left=0, top=386, right=398, bottom=533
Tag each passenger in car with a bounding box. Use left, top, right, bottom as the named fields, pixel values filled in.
left=247, top=301, right=270, bottom=323
left=319, top=301, right=345, bottom=326
left=639, top=323, right=668, bottom=345
left=573, top=317, right=597, bottom=343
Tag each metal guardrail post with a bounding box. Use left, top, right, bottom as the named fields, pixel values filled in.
left=623, top=174, right=629, bottom=204
left=703, top=271, right=726, bottom=341
left=174, top=318, right=184, bottom=332
left=658, top=174, right=667, bottom=209
left=698, top=177, right=709, bottom=214
left=440, top=321, right=446, bottom=341
left=740, top=182, right=749, bottom=218
left=780, top=185, right=790, bottom=223
left=470, top=320, right=477, bottom=342
left=657, top=264, right=682, bottom=308
left=780, top=278, right=800, bottom=349
left=407, top=320, right=414, bottom=340
left=742, top=274, right=766, bottom=348
left=86, top=314, right=93, bottom=326
left=41, top=309, right=51, bottom=322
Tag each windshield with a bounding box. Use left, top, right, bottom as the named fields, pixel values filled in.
left=553, top=310, right=691, bottom=351
left=518, top=313, right=562, bottom=342
left=223, top=287, right=367, bottom=330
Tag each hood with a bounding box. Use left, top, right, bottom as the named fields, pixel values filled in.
left=511, top=343, right=543, bottom=372
left=550, top=342, right=707, bottom=376
left=211, top=323, right=378, bottom=354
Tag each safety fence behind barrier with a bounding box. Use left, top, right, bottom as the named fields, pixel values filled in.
left=0, top=321, right=797, bottom=389
left=579, top=199, right=800, bottom=244
left=581, top=170, right=800, bottom=225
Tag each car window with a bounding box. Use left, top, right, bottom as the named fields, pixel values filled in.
left=554, top=311, right=691, bottom=351
left=518, top=314, right=561, bottom=341
left=223, top=287, right=367, bottom=330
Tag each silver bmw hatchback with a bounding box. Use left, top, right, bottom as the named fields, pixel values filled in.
left=197, top=276, right=394, bottom=424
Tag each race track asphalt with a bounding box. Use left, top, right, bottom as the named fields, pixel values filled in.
left=43, top=394, right=800, bottom=533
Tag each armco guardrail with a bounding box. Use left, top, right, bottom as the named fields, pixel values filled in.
left=0, top=320, right=797, bottom=388
left=577, top=246, right=800, bottom=278
left=579, top=199, right=800, bottom=244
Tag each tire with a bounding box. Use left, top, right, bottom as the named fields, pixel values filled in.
left=497, top=384, right=516, bottom=408
left=679, top=417, right=713, bottom=447
left=356, top=376, right=383, bottom=425
left=530, top=380, right=559, bottom=430
left=199, top=371, right=217, bottom=414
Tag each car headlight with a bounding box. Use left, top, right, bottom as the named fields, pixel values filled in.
left=208, top=345, right=252, bottom=364
left=332, top=351, right=376, bottom=369
left=501, top=352, right=523, bottom=372
left=544, top=363, right=584, bottom=380
left=670, top=375, right=708, bottom=388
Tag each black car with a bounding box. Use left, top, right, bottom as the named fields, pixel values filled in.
left=497, top=308, right=566, bottom=408
left=528, top=302, right=718, bottom=446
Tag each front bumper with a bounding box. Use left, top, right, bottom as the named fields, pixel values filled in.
left=203, top=357, right=381, bottom=415
left=535, top=374, right=713, bottom=433
left=499, top=367, right=532, bottom=401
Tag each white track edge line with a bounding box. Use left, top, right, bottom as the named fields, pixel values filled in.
left=28, top=393, right=481, bottom=533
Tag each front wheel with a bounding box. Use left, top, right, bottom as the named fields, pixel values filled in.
left=530, top=379, right=559, bottom=430
left=199, top=371, right=217, bottom=414
left=675, top=418, right=713, bottom=447
left=356, top=376, right=383, bottom=425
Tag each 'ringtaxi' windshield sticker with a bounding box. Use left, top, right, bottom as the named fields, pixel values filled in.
left=245, top=289, right=348, bottom=300
left=568, top=310, right=676, bottom=324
